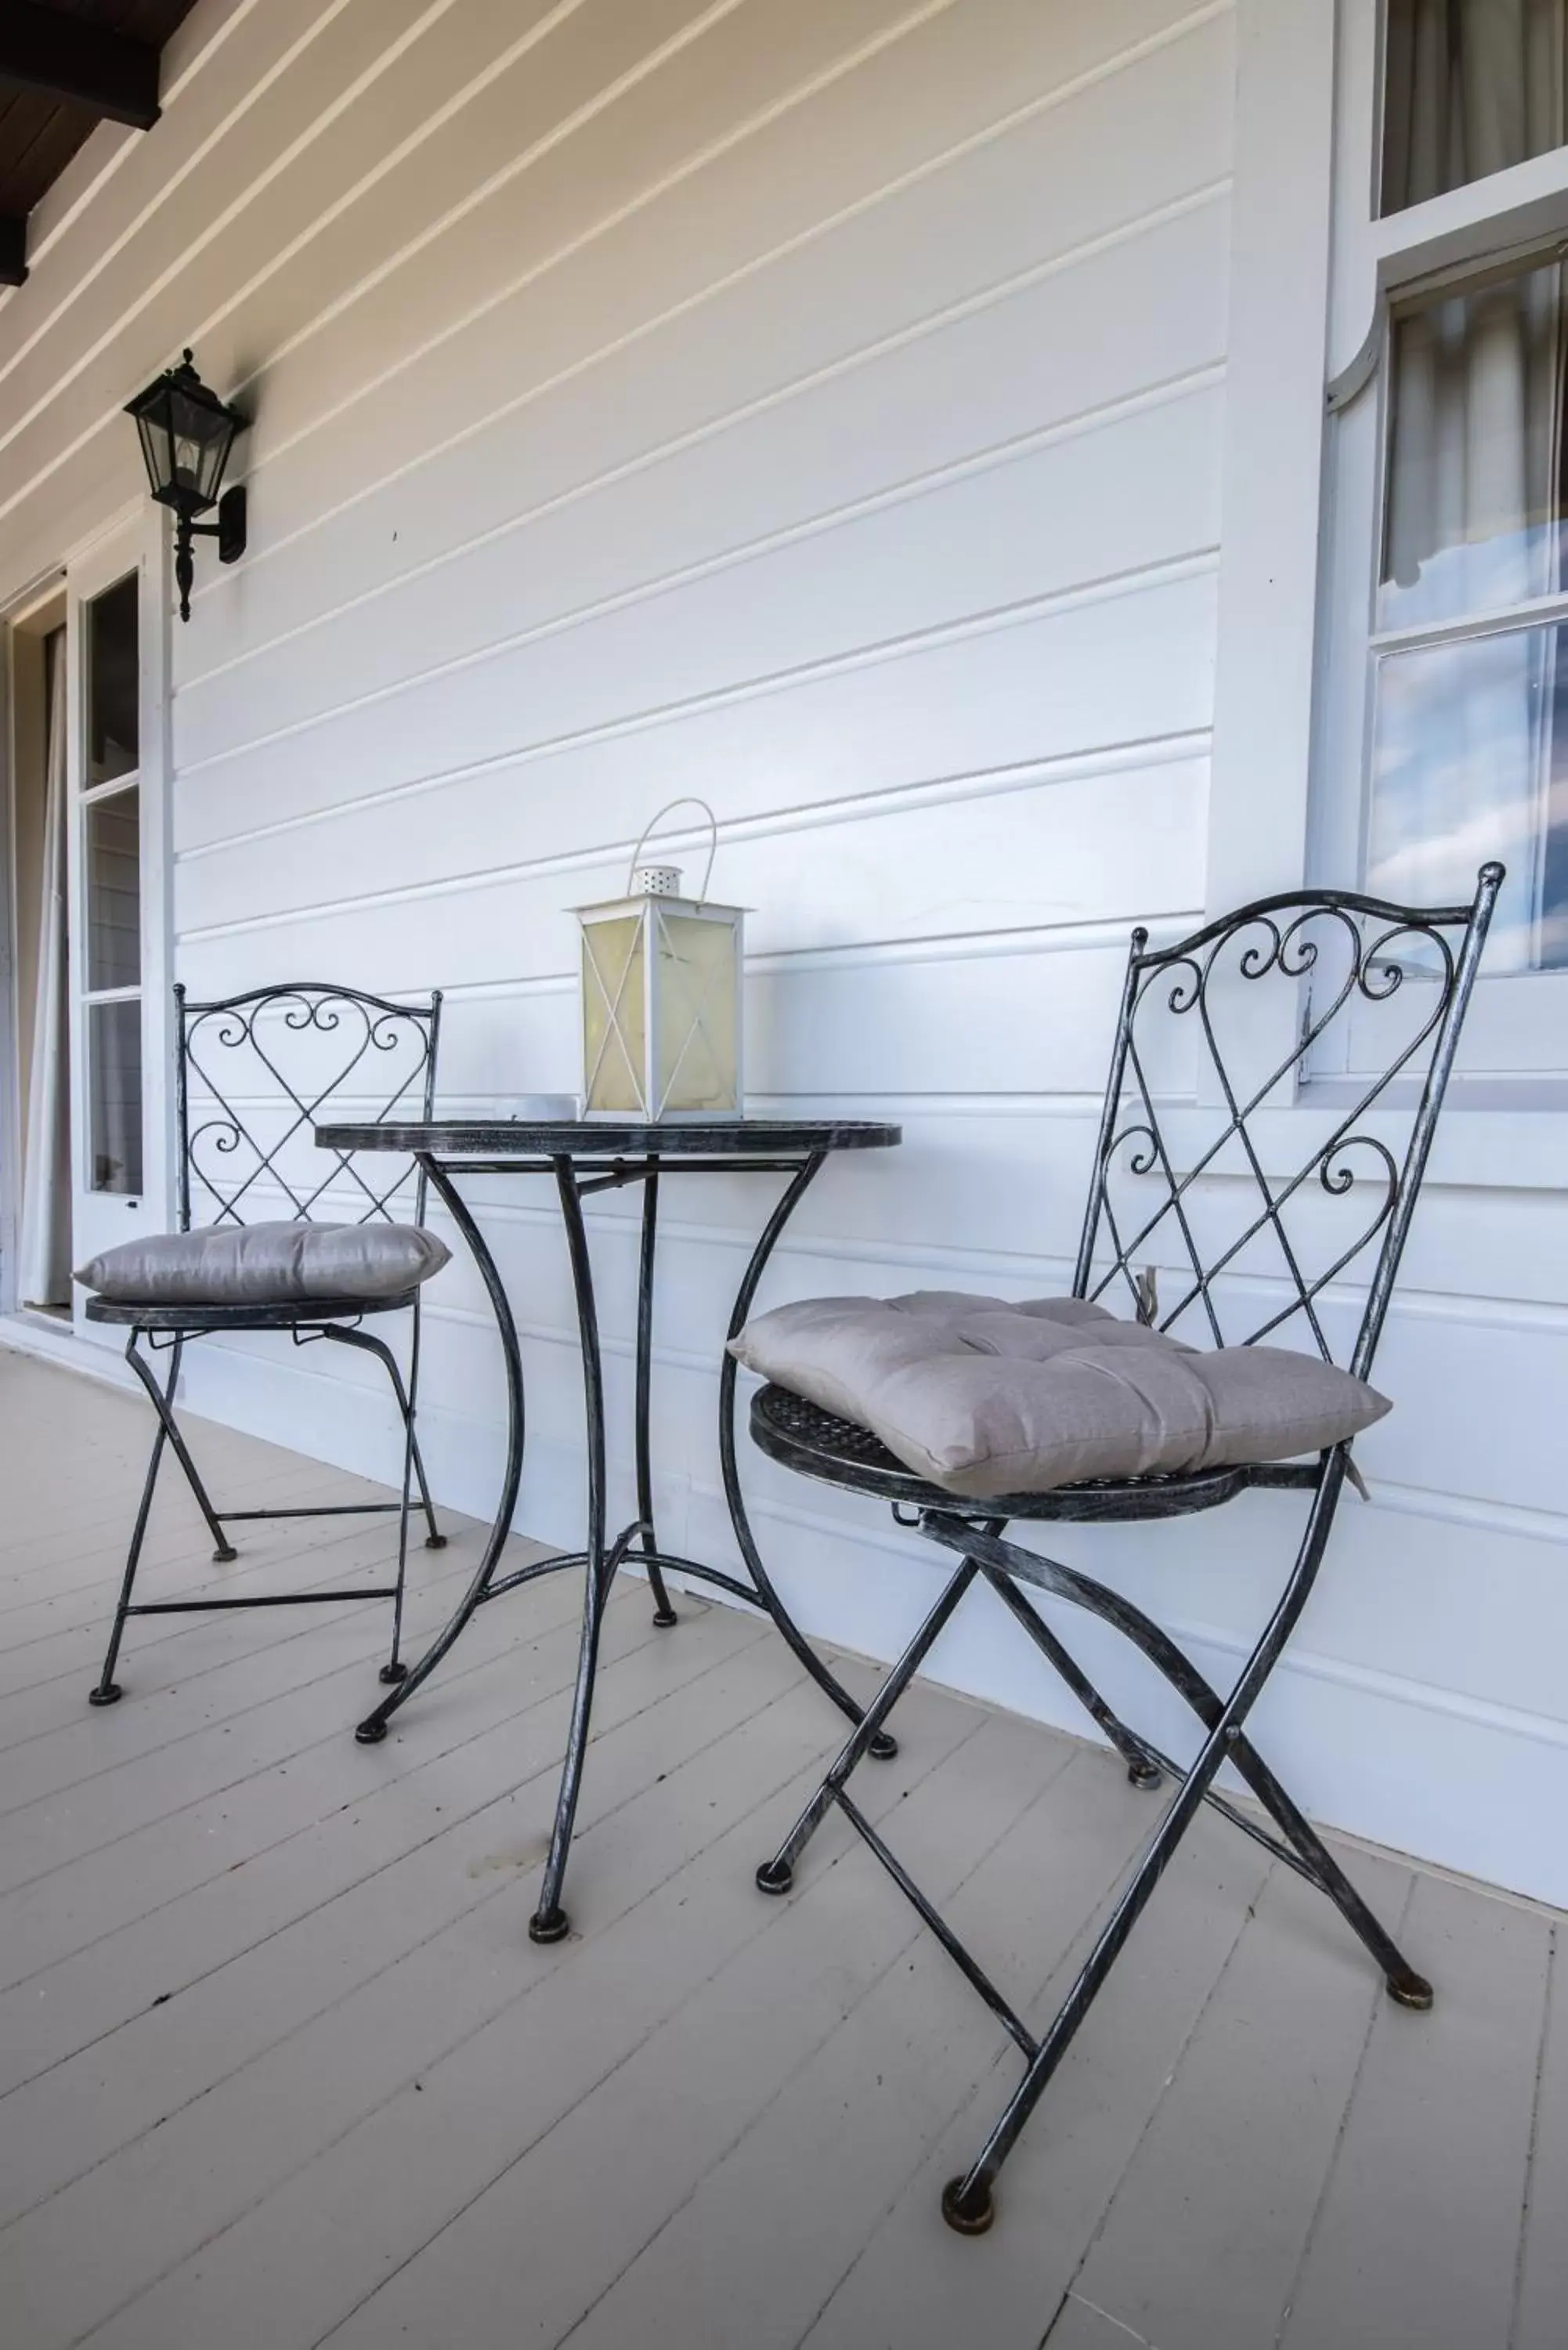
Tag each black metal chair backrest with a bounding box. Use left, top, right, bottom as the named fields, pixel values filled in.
left=1073, top=865, right=1502, bottom=1381
left=175, top=982, right=442, bottom=1234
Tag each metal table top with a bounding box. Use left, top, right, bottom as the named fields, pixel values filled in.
left=316, top=1117, right=902, bottom=1158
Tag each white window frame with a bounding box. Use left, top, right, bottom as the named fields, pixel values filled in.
left=1203, top=0, right=1568, bottom=1183
left=1317, top=0, right=1568, bottom=1068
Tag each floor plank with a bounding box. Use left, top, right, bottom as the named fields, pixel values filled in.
left=1515, top=1920, right=1566, bottom=2350
left=0, top=1572, right=708, bottom=2099
left=1280, top=1871, right=1552, bottom=2350
left=797, top=1799, right=1272, bottom=2350
left=1067, top=1850, right=1411, bottom=2350
left=67, top=1692, right=987, bottom=2350
left=1046, top=2297, right=1161, bottom=2349
left=2, top=1354, right=1563, bottom=2350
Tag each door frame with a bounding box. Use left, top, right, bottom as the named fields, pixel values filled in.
left=1, top=567, right=71, bottom=1321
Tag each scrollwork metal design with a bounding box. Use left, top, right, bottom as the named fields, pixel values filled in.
left=177, top=982, right=441, bottom=1232
left=1073, top=870, right=1503, bottom=1369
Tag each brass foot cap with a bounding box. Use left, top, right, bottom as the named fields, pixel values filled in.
left=941, top=2178, right=995, bottom=2236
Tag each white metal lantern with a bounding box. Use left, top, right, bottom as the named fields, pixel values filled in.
left=574, top=801, right=745, bottom=1120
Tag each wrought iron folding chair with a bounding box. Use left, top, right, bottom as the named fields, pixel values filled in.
left=746, top=866, right=1501, bottom=2234
left=86, top=983, right=446, bottom=1706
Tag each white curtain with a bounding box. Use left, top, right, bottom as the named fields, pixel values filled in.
left=1383, top=1, right=1566, bottom=212
left=1370, top=3, right=1568, bottom=968
left=18, top=630, right=71, bottom=1306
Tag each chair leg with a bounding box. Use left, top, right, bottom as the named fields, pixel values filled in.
left=982, top=1562, right=1164, bottom=1791
left=322, top=1319, right=443, bottom=1684
left=1224, top=1730, right=1432, bottom=2008
left=985, top=1557, right=1427, bottom=2005
left=125, top=1332, right=235, bottom=1563
left=92, top=1333, right=230, bottom=1703
left=322, top=1323, right=445, bottom=1549
left=757, top=1553, right=981, bottom=1896
left=932, top=1462, right=1360, bottom=2233
left=939, top=1728, right=1224, bottom=2236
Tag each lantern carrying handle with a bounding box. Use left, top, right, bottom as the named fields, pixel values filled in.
left=626, top=799, right=719, bottom=904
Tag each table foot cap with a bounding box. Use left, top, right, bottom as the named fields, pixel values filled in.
left=425, top=1534, right=449, bottom=1550
left=1127, top=1758, right=1164, bottom=1791
left=1388, top=1970, right=1434, bottom=2011
left=378, top=1660, right=409, bottom=1686
left=652, top=1607, right=678, bottom=1628
left=941, top=2178, right=995, bottom=2236
left=869, top=1731, right=898, bottom=1761
left=529, top=1907, right=570, bottom=1944
left=756, top=1860, right=793, bottom=1896
left=355, top=1717, right=389, bottom=1744
left=89, top=1683, right=122, bottom=1708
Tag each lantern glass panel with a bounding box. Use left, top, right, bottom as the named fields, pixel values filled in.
left=133, top=407, right=173, bottom=503
left=582, top=916, right=646, bottom=1114
left=167, top=383, right=233, bottom=506
left=655, top=910, right=739, bottom=1113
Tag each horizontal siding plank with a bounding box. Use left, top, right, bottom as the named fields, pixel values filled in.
left=172, top=385, right=1223, bottom=777
left=172, top=562, right=1219, bottom=890
left=180, top=21, right=1234, bottom=682
left=175, top=583, right=1216, bottom=869
left=0, top=0, right=480, bottom=524
left=180, top=245, right=1227, bottom=770
left=177, top=750, right=1212, bottom=971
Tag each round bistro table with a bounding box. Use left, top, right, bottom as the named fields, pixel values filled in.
left=314, top=1117, right=901, bottom=1942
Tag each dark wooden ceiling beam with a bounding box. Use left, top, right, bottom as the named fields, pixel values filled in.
left=0, top=3, right=161, bottom=132
left=0, top=213, right=26, bottom=287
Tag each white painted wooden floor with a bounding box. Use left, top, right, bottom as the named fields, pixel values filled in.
left=0, top=1348, right=1563, bottom=2350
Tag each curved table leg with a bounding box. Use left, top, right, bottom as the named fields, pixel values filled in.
left=529, top=1158, right=613, bottom=1942
left=634, top=1166, right=677, bottom=1629
left=355, top=1156, right=526, bottom=1745
left=719, top=1154, right=896, bottom=1761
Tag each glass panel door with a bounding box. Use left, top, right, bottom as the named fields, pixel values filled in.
left=67, top=522, right=167, bottom=1315
left=81, top=567, right=143, bottom=1195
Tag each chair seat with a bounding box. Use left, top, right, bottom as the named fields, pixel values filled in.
left=84, top=1288, right=421, bottom=1331
left=75, top=1220, right=450, bottom=1314
left=749, top=1383, right=1317, bottom=1521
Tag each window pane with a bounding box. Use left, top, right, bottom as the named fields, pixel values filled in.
left=1368, top=621, right=1568, bottom=969
left=1381, top=258, right=1568, bottom=631
left=88, top=999, right=143, bottom=1195
left=1382, top=0, right=1568, bottom=214
left=85, top=787, right=141, bottom=991
left=87, top=571, right=139, bottom=786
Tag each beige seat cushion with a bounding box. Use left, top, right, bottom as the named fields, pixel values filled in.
left=76, top=1220, right=450, bottom=1307
left=729, top=1292, right=1389, bottom=1499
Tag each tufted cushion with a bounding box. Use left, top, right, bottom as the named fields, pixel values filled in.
left=728, top=1292, right=1389, bottom=1499
left=75, top=1220, right=450, bottom=1307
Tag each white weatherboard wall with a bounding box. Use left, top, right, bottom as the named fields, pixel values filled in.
left=2, top=0, right=1566, bottom=1907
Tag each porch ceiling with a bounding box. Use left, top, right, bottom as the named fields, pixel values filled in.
left=0, top=0, right=200, bottom=287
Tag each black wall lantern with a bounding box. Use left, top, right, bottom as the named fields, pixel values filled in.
left=125, top=349, right=247, bottom=621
